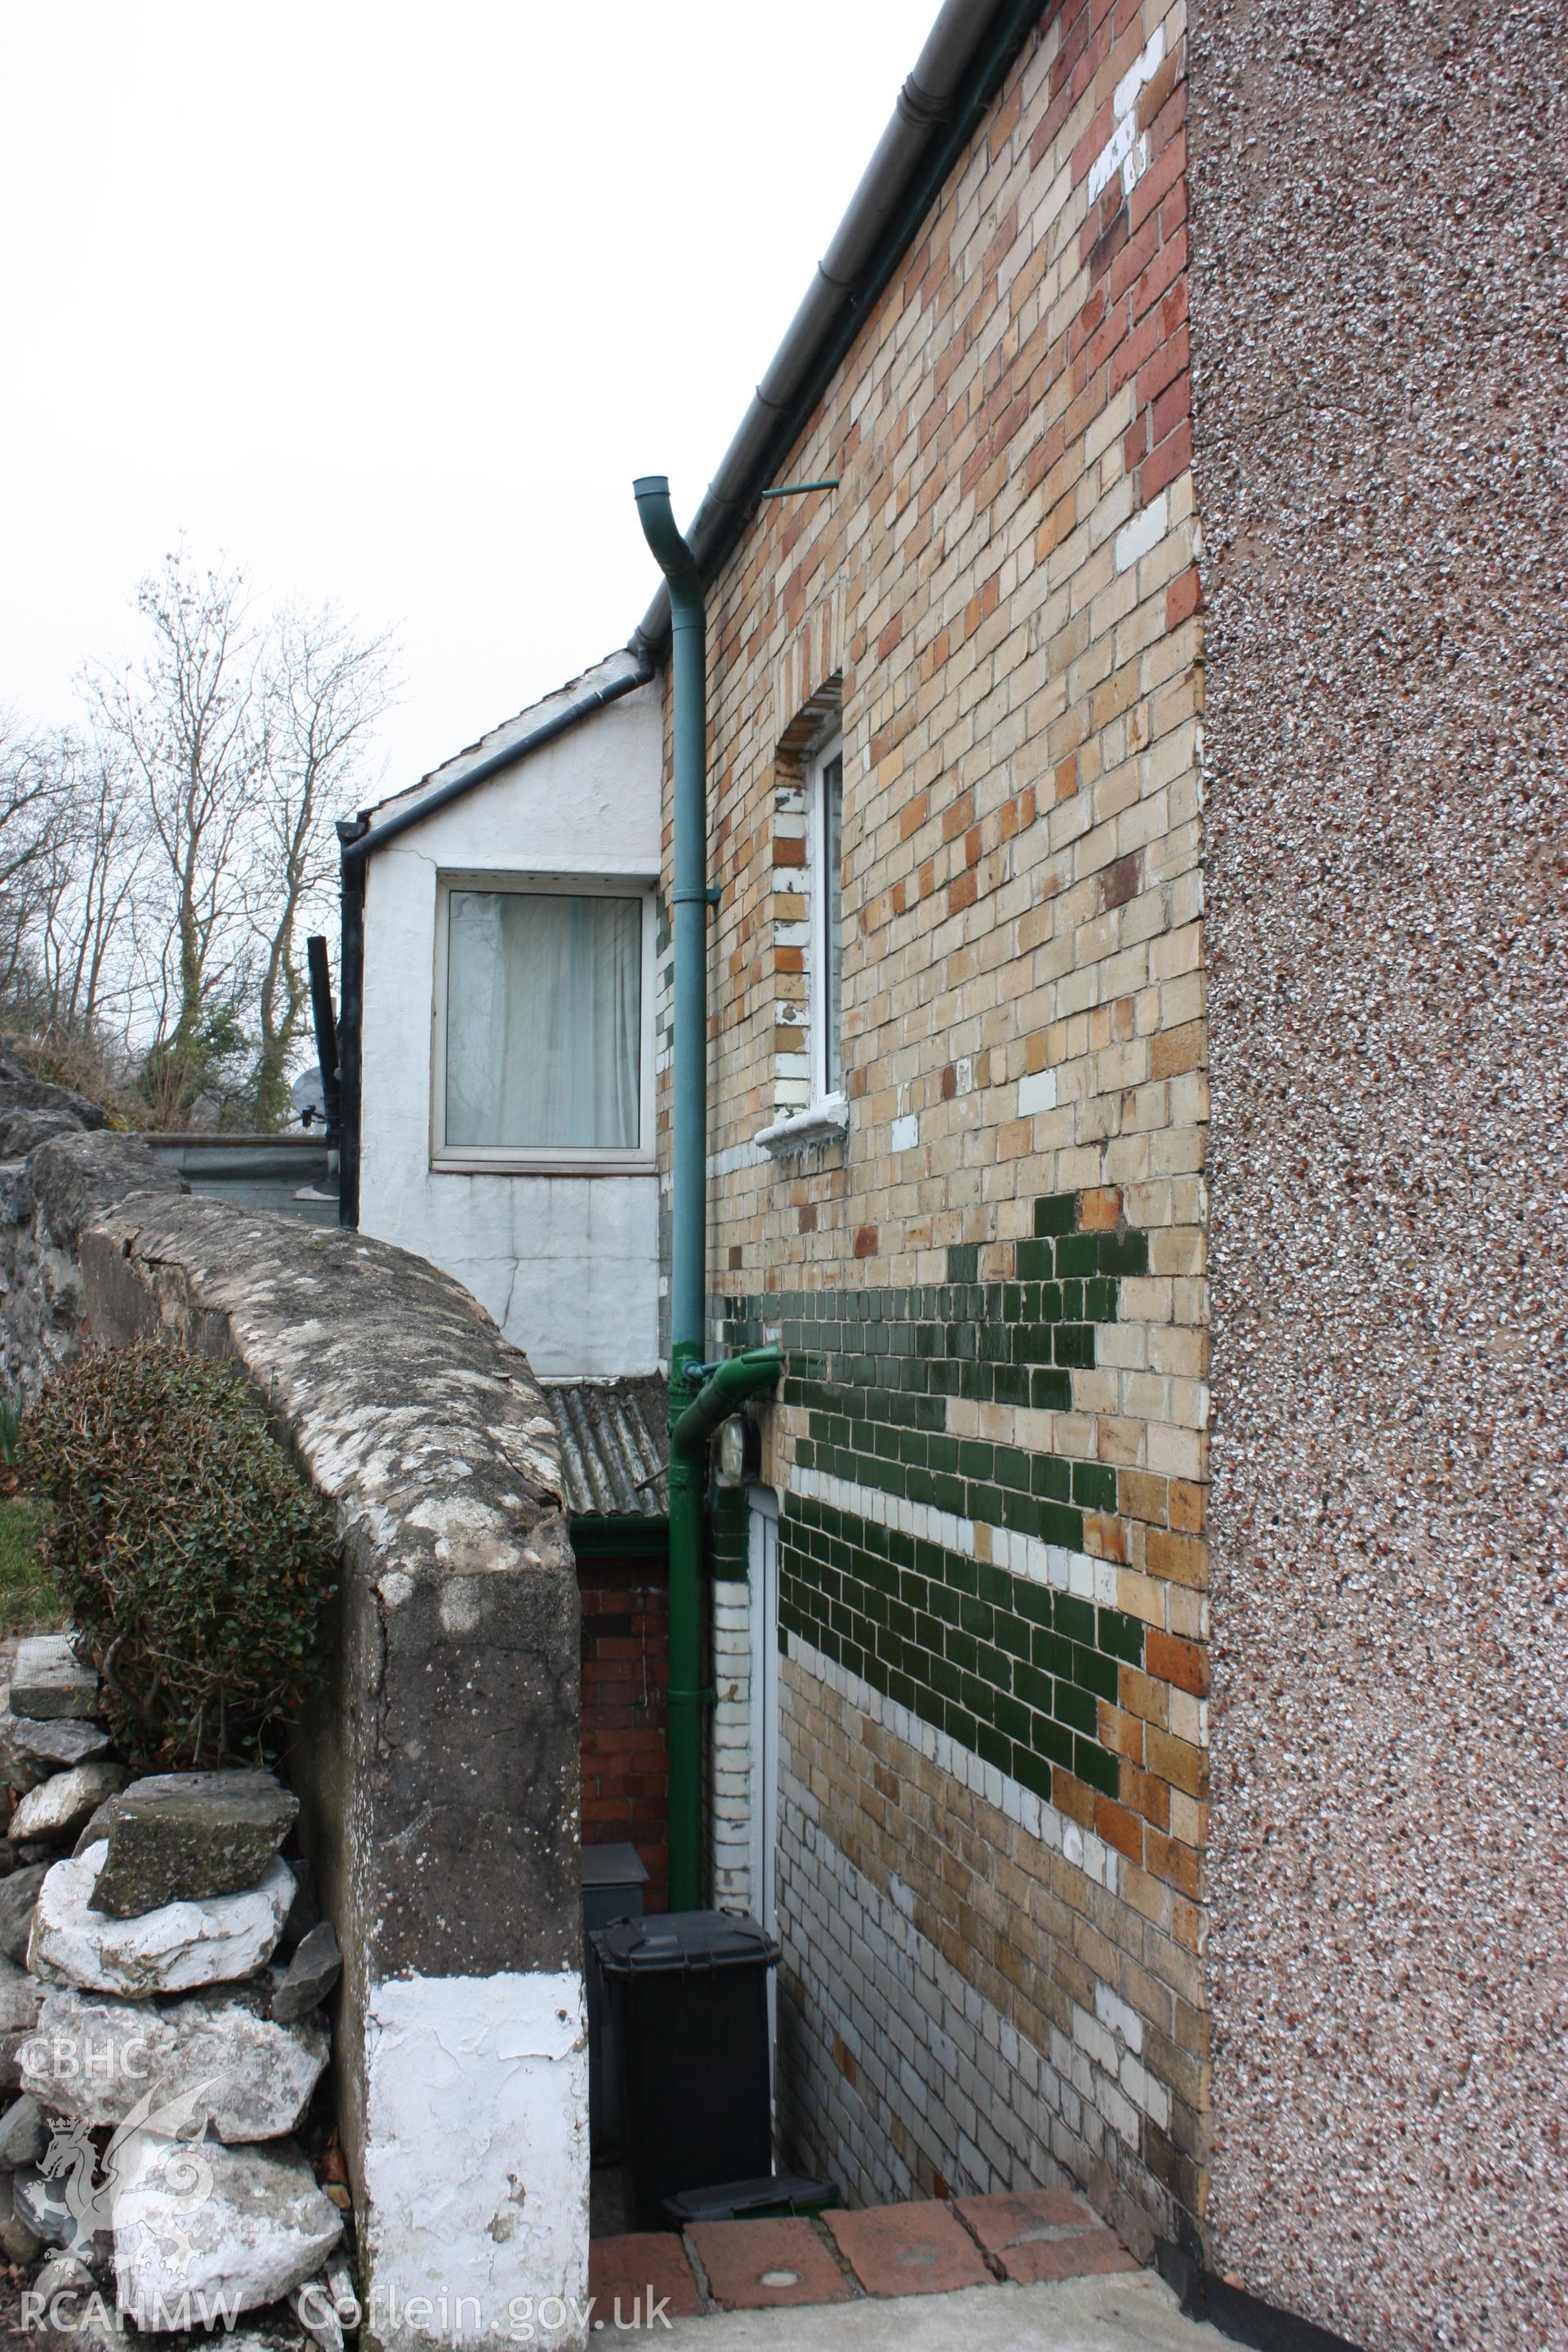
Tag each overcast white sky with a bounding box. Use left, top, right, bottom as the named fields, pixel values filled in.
left=1, top=0, right=934, bottom=801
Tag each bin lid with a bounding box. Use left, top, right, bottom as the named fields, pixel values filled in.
left=660, top=2173, right=839, bottom=2225
left=581, top=1842, right=649, bottom=1891
left=590, top=1906, right=781, bottom=1977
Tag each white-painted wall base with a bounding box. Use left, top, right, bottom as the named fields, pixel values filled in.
left=360, top=1971, right=589, bottom=2352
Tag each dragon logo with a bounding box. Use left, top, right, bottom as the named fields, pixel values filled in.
left=38, top=2078, right=216, bottom=2275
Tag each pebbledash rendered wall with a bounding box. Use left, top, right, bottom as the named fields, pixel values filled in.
left=1187, top=5, right=1566, bottom=2350
left=0, top=1064, right=590, bottom=2352
left=685, top=0, right=1209, bottom=2261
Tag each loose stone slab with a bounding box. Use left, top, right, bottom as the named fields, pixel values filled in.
left=29, top=1846, right=294, bottom=1998
left=112, top=2132, right=342, bottom=2328
left=9, top=1763, right=130, bottom=1846
left=24, top=1984, right=328, bottom=2145
left=7, top=1719, right=113, bottom=1773
left=0, top=1864, right=50, bottom=1966
left=270, top=1923, right=341, bottom=2025
left=0, top=1954, right=43, bottom=2032
left=9, top=1639, right=100, bottom=1724
left=88, top=1771, right=298, bottom=1918
left=0, top=2092, right=48, bottom=2168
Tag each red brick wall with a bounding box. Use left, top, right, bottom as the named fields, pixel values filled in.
left=577, top=1544, right=670, bottom=1913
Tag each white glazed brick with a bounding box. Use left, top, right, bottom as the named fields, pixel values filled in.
left=1115, top=491, right=1169, bottom=573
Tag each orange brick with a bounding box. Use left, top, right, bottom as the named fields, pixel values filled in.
left=1146, top=1628, right=1208, bottom=1698
left=1151, top=1019, right=1204, bottom=1080
left=1145, top=1528, right=1206, bottom=1588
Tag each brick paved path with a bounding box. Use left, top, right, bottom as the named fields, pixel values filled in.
left=590, top=2188, right=1138, bottom=2325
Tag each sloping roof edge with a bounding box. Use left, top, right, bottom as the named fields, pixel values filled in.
left=346, top=646, right=654, bottom=863
left=543, top=1375, right=670, bottom=1518
left=630, top=0, right=1044, bottom=659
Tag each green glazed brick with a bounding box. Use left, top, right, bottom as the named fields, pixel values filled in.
left=1085, top=1277, right=1117, bottom=1323
left=1000, top=1488, right=1043, bottom=1537
left=1003, top=1283, right=1022, bottom=1322
left=927, top=1434, right=960, bottom=1476
left=994, top=1366, right=1031, bottom=1407
left=1099, top=1229, right=1150, bottom=1276
left=931, top=1474, right=968, bottom=1517
left=1032, top=1715, right=1075, bottom=1770
left=1040, top=1283, right=1063, bottom=1323
left=1072, top=1644, right=1119, bottom=1703
left=1031, top=1369, right=1072, bottom=1412
left=993, top=1444, right=1031, bottom=1493
left=888, top=1671, right=919, bottom=1716
left=994, top=1612, right=1031, bottom=1663
left=797, top=1439, right=816, bottom=1469
left=1072, top=1460, right=1118, bottom=1513
left=977, top=1563, right=1013, bottom=1607
left=929, top=1655, right=962, bottom=1702
left=1036, top=1503, right=1085, bottom=1549
left=994, top=1693, right=1033, bottom=1747
left=1032, top=1192, right=1076, bottom=1236
left=947, top=1243, right=979, bottom=1282
left=1031, top=1453, right=1072, bottom=1503
left=966, top=1481, right=1004, bottom=1526
left=960, top=1674, right=1000, bottom=1728
left=1014, top=1659, right=1054, bottom=1713
left=1054, top=1679, right=1098, bottom=1736
left=947, top=1630, right=980, bottom=1675
left=1097, top=1606, right=1145, bottom=1664
left=1054, top=1323, right=1095, bottom=1368
left=1011, top=1325, right=1057, bottom=1365
left=959, top=1440, right=996, bottom=1481
left=1015, top=1237, right=1056, bottom=1281
left=1054, top=1592, right=1095, bottom=1643
left=1056, top=1232, right=1099, bottom=1278
left=946, top=1704, right=980, bottom=1752
left=1014, top=1583, right=1054, bottom=1628
left=1074, top=1738, right=1121, bottom=1798
left=1013, top=1747, right=1054, bottom=1802
left=1031, top=1628, right=1074, bottom=1678
left=977, top=1724, right=1013, bottom=1776
left=960, top=1595, right=994, bottom=1641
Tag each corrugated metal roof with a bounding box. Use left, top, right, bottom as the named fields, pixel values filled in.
left=544, top=1376, right=669, bottom=1518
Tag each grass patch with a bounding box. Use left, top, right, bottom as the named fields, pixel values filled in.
left=0, top=1496, right=65, bottom=1637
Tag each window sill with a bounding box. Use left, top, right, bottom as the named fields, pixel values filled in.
left=754, top=1095, right=849, bottom=1158
left=430, top=1157, right=657, bottom=1178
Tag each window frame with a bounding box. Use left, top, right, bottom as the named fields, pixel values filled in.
left=430, top=869, right=657, bottom=1177
left=807, top=728, right=845, bottom=1110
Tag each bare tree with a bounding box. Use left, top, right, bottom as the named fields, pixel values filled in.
left=250, top=604, right=396, bottom=1129
left=0, top=713, right=71, bottom=1009
left=87, top=552, right=265, bottom=1120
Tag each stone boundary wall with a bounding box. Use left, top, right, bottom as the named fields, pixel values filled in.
left=0, top=1051, right=588, bottom=2352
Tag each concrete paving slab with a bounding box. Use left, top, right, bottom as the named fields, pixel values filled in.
left=657, top=2266, right=1223, bottom=2350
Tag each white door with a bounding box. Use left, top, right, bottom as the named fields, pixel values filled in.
left=747, top=1489, right=780, bottom=1939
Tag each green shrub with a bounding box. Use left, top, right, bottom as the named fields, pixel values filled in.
left=25, top=1340, right=337, bottom=1767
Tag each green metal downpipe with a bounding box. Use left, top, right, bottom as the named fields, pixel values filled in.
left=633, top=474, right=717, bottom=1914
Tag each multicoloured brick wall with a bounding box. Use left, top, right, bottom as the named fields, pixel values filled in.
left=662, top=0, right=1208, bottom=2259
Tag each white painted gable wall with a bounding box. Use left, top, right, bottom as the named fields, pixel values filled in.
left=358, top=676, right=662, bottom=1379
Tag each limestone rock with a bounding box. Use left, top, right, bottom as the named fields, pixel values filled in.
left=9, top=1637, right=99, bottom=1723
left=73, top=1800, right=118, bottom=1859
left=24, top=1984, right=328, bottom=2144
left=8, top=1719, right=113, bottom=1774
left=0, top=1953, right=43, bottom=2030
left=88, top=1771, right=298, bottom=1918
left=0, top=1863, right=50, bottom=1964
left=29, top=1846, right=294, bottom=1998
left=0, top=2091, right=48, bottom=2167
left=9, top=1763, right=130, bottom=1846
left=0, top=1716, right=48, bottom=1794
left=0, top=2169, right=42, bottom=2263
left=270, top=1923, right=341, bottom=2025
left=112, top=2132, right=342, bottom=2329
left=14, top=2160, right=74, bottom=2245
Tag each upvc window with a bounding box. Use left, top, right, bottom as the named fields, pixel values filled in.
left=809, top=731, right=844, bottom=1103
left=432, top=875, right=655, bottom=1172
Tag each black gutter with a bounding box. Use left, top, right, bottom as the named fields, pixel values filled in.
left=630, top=0, right=1047, bottom=657
left=336, top=819, right=367, bottom=1229
left=305, top=933, right=341, bottom=1152
left=341, top=656, right=654, bottom=867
